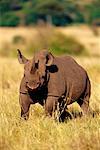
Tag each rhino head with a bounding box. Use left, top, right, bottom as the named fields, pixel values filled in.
left=17, top=49, right=54, bottom=91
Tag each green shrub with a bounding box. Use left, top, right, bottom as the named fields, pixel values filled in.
left=12, top=35, right=25, bottom=44
left=0, top=26, right=86, bottom=57
left=0, top=0, right=11, bottom=13
left=52, top=15, right=72, bottom=26
left=0, top=12, right=20, bottom=26
left=50, top=33, right=86, bottom=55
left=24, top=9, right=38, bottom=25
left=27, top=27, right=86, bottom=56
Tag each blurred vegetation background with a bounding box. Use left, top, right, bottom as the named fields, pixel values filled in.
left=0, top=0, right=100, bottom=57
left=0, top=0, right=100, bottom=27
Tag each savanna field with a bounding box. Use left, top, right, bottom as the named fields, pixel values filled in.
left=0, top=26, right=100, bottom=150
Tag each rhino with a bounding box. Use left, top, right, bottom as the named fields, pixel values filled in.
left=17, top=49, right=91, bottom=121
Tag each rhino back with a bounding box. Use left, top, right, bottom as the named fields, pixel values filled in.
left=48, top=56, right=87, bottom=101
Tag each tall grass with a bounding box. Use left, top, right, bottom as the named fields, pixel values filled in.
left=0, top=56, right=100, bottom=150
left=0, top=25, right=86, bottom=57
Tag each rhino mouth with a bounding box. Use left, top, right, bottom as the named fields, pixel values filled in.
left=26, top=82, right=40, bottom=91
left=26, top=76, right=46, bottom=91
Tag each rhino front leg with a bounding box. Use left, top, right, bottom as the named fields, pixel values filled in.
left=45, top=96, right=58, bottom=118
left=19, top=93, right=31, bottom=120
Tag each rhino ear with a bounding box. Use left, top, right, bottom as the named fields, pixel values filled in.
left=17, top=49, right=28, bottom=64
left=46, top=52, right=54, bottom=66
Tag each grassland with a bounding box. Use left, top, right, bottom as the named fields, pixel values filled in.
left=0, top=26, right=100, bottom=150
left=0, top=56, right=100, bottom=150
left=0, top=25, right=100, bottom=57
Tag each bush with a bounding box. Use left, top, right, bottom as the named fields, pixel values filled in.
left=24, top=9, right=38, bottom=25
left=0, top=0, right=11, bottom=13
left=52, top=15, right=73, bottom=26
left=0, top=0, right=100, bottom=26
left=0, top=25, right=86, bottom=57
left=27, top=25, right=86, bottom=56
left=50, top=33, right=85, bottom=55
left=0, top=12, right=20, bottom=26
left=12, top=35, right=25, bottom=44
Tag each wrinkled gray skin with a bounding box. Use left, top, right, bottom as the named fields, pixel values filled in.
left=17, top=49, right=91, bottom=121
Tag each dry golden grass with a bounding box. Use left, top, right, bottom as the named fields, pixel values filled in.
left=58, top=25, right=100, bottom=56
left=0, top=25, right=100, bottom=56
left=0, top=56, right=100, bottom=150
left=0, top=27, right=37, bottom=44
left=0, top=25, right=100, bottom=150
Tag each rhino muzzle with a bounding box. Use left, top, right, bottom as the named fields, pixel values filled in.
left=26, top=81, right=40, bottom=91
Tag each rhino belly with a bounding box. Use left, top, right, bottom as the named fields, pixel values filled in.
left=66, top=78, right=86, bottom=105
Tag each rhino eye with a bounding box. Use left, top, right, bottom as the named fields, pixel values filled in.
left=35, top=63, right=38, bottom=69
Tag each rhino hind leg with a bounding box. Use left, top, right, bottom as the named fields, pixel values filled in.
left=77, top=78, right=91, bottom=115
